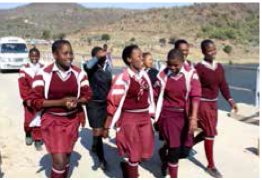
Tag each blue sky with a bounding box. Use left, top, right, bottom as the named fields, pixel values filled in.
left=0, top=2, right=193, bottom=9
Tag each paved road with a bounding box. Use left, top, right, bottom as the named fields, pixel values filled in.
left=0, top=72, right=259, bottom=178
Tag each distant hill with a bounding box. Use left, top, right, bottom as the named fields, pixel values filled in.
left=0, top=3, right=259, bottom=62
left=0, top=3, right=137, bottom=39
left=81, top=3, right=259, bottom=46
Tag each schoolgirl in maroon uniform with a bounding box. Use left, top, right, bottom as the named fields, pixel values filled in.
left=103, top=45, right=155, bottom=178
left=30, top=40, right=91, bottom=178
left=194, top=39, right=238, bottom=178
left=174, top=39, right=194, bottom=68
left=142, top=52, right=159, bottom=85
left=18, top=47, right=44, bottom=150
left=158, top=40, right=196, bottom=164
left=154, top=49, right=201, bottom=178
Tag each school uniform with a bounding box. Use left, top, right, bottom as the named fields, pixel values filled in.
left=144, top=67, right=159, bottom=85
left=194, top=60, right=233, bottom=170
left=83, top=57, right=112, bottom=129
left=30, top=63, right=91, bottom=154
left=194, top=60, right=233, bottom=137
left=154, top=64, right=201, bottom=177
left=18, top=62, right=44, bottom=141
left=185, top=59, right=194, bottom=69
left=154, top=64, right=201, bottom=148
left=105, top=68, right=155, bottom=177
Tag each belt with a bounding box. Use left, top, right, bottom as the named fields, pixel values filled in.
left=124, top=107, right=149, bottom=113
left=47, top=109, right=78, bottom=116
left=164, top=107, right=184, bottom=111
left=201, top=97, right=218, bottom=102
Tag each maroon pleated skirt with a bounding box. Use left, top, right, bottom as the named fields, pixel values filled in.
left=158, top=108, right=193, bottom=148
left=24, top=106, right=42, bottom=141
left=115, top=111, right=154, bottom=162
left=41, top=112, right=80, bottom=154
left=197, top=101, right=218, bottom=137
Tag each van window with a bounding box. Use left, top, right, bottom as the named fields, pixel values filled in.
left=1, top=43, right=27, bottom=53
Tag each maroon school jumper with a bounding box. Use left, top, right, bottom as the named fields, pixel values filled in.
left=195, top=61, right=232, bottom=137
left=31, top=64, right=90, bottom=153
left=18, top=63, right=44, bottom=141
left=115, top=77, right=154, bottom=162
left=158, top=73, right=190, bottom=148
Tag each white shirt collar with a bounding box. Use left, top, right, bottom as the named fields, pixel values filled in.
left=167, top=64, right=186, bottom=76
left=29, top=62, right=41, bottom=73
left=29, top=62, right=40, bottom=68
left=127, top=67, right=143, bottom=80
left=201, top=60, right=218, bottom=71
left=53, top=63, right=72, bottom=79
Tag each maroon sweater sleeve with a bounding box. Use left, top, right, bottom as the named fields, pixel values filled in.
left=219, top=64, right=232, bottom=102
left=153, top=78, right=161, bottom=104
left=30, top=74, right=45, bottom=111
left=18, top=70, right=31, bottom=101
left=190, top=72, right=202, bottom=103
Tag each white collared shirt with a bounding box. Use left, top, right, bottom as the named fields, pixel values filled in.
left=167, top=64, right=187, bottom=77
left=53, top=63, right=72, bottom=80
left=201, top=60, right=218, bottom=71
left=127, top=67, right=143, bottom=81
left=29, top=62, right=41, bottom=74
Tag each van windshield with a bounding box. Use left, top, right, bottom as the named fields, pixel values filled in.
left=1, top=43, right=27, bottom=53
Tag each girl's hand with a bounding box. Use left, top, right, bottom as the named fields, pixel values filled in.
left=189, top=117, right=198, bottom=134
left=229, top=100, right=238, bottom=113
left=26, top=99, right=32, bottom=107
left=103, top=128, right=109, bottom=139
left=61, top=97, right=77, bottom=110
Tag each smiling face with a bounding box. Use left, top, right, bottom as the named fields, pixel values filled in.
left=143, top=54, right=153, bottom=69
left=177, top=43, right=189, bottom=58
left=203, top=43, right=217, bottom=61
left=29, top=51, right=40, bottom=64
left=53, top=43, right=73, bottom=71
left=167, top=57, right=184, bottom=74
left=127, top=48, right=143, bottom=71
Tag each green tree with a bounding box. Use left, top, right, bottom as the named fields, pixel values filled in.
left=168, top=37, right=177, bottom=45
left=42, top=30, right=51, bottom=40
left=130, top=37, right=136, bottom=42
left=87, top=38, right=92, bottom=45
left=159, top=38, right=166, bottom=46
left=223, top=45, right=233, bottom=56
left=101, top=34, right=110, bottom=43
left=58, top=33, right=66, bottom=40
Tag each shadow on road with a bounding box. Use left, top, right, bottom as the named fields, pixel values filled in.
left=36, top=151, right=82, bottom=178
left=79, top=127, right=123, bottom=178
left=246, top=147, right=259, bottom=156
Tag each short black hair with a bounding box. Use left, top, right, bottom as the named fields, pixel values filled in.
left=201, top=39, right=214, bottom=52
left=143, top=52, right=151, bottom=59
left=52, top=39, right=72, bottom=53
left=122, top=44, right=140, bottom=65
left=167, top=49, right=184, bottom=62
left=29, top=46, right=40, bottom=55
left=91, top=46, right=103, bottom=57
left=174, top=39, right=188, bottom=50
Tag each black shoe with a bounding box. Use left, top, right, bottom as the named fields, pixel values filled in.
left=25, top=133, right=33, bottom=146
left=34, top=140, right=43, bottom=151
left=99, top=160, right=108, bottom=171
left=120, top=161, right=128, bottom=178
left=206, top=167, right=223, bottom=178
left=161, top=162, right=168, bottom=177
left=158, top=146, right=168, bottom=163
left=91, top=145, right=97, bottom=153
